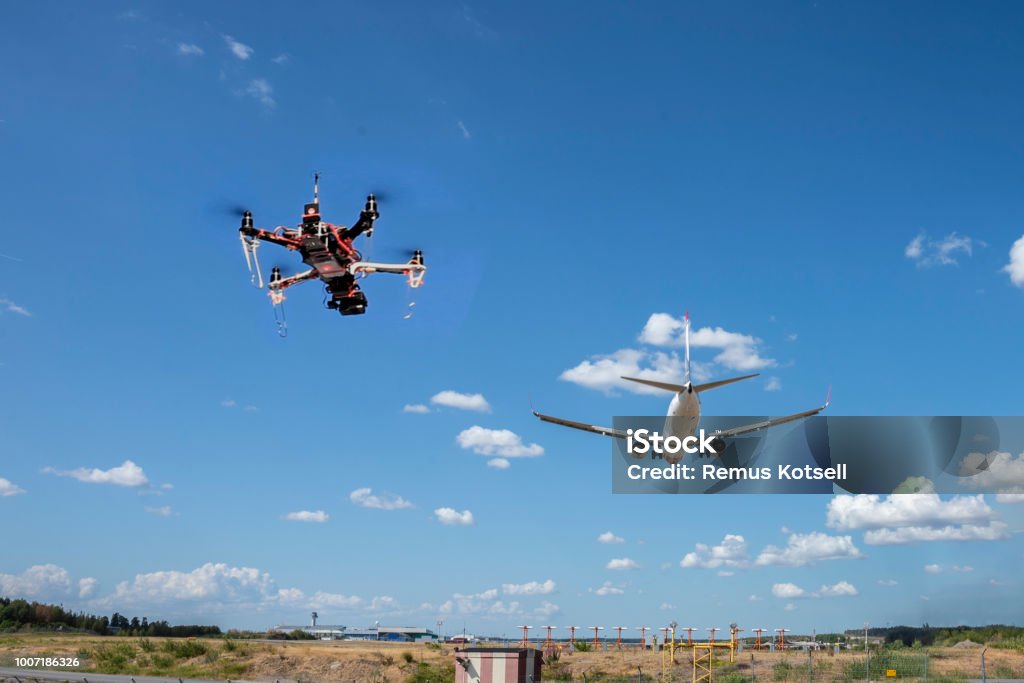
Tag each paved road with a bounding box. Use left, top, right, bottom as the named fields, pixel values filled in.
left=0, top=668, right=295, bottom=683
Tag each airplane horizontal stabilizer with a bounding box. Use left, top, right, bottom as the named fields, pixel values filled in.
left=693, top=373, right=759, bottom=393
left=620, top=373, right=759, bottom=394
left=620, top=377, right=688, bottom=393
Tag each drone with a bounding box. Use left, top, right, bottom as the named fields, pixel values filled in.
left=237, top=174, right=426, bottom=333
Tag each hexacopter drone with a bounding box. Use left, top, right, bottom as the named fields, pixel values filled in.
left=237, top=174, right=426, bottom=333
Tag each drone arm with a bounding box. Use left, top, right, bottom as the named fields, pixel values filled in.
left=239, top=226, right=301, bottom=250
left=349, top=258, right=427, bottom=288
left=342, top=195, right=379, bottom=240
left=269, top=268, right=318, bottom=292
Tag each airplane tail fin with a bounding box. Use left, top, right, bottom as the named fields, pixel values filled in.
left=683, top=311, right=691, bottom=385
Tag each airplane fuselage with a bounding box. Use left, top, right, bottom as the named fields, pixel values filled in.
left=664, top=383, right=702, bottom=460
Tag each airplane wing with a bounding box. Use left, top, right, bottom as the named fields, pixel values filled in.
left=711, top=387, right=831, bottom=440
left=532, top=410, right=627, bottom=439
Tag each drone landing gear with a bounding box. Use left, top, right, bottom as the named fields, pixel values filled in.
left=268, top=289, right=288, bottom=337
left=240, top=233, right=264, bottom=288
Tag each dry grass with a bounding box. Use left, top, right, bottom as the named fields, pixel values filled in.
left=0, top=635, right=1021, bottom=682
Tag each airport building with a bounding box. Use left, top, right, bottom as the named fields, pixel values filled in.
left=272, top=624, right=438, bottom=642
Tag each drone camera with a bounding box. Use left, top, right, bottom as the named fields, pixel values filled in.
left=270, top=267, right=282, bottom=285
left=328, top=289, right=368, bottom=316
left=241, top=210, right=253, bottom=230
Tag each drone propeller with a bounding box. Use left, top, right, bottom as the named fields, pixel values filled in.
left=377, top=246, right=426, bottom=262
left=367, top=189, right=398, bottom=205
left=270, top=262, right=301, bottom=277
left=211, top=199, right=251, bottom=218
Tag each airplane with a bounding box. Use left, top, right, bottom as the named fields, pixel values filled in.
left=533, top=312, right=830, bottom=464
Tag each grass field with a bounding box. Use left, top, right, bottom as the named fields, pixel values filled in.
left=0, top=634, right=1022, bottom=682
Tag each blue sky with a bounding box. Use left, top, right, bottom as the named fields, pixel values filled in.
left=2, top=1, right=1024, bottom=636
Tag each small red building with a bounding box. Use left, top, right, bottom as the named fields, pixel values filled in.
left=455, top=647, right=543, bottom=683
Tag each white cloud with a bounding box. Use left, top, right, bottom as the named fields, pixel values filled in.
left=439, top=588, right=518, bottom=616
left=772, top=583, right=806, bottom=599
left=638, top=314, right=777, bottom=371
left=309, top=591, right=362, bottom=608
left=0, top=565, right=73, bottom=599
left=487, top=458, right=511, bottom=469
left=282, top=510, right=329, bottom=523
left=826, top=494, right=996, bottom=530
left=784, top=603, right=798, bottom=612
left=431, top=390, right=491, bottom=412
left=457, top=120, right=471, bottom=139
left=591, top=581, right=624, bottom=596
left=403, top=403, right=431, bottom=414
left=271, top=53, right=289, bottom=64
left=559, top=348, right=689, bottom=395
left=78, top=577, right=98, bottom=598
left=764, top=376, right=782, bottom=392
left=108, top=562, right=274, bottom=604
left=534, top=601, right=559, bottom=617
left=0, top=298, right=31, bottom=316
left=819, top=581, right=858, bottom=597
left=680, top=534, right=749, bottom=569
left=350, top=487, right=414, bottom=511
left=864, top=523, right=1008, bottom=545
left=0, top=477, right=26, bottom=496
left=598, top=531, right=625, bottom=544
left=772, top=581, right=858, bottom=599
left=748, top=595, right=763, bottom=602
left=435, top=507, right=474, bottom=526
left=637, top=313, right=688, bottom=347
left=960, top=451, right=1024, bottom=493
left=502, top=580, right=555, bottom=596
left=953, top=565, right=974, bottom=573
left=25, top=562, right=377, bottom=617
left=606, top=558, right=640, bottom=570
left=1004, top=235, right=1024, bottom=287
left=566, top=315, right=779, bottom=395
left=221, top=399, right=237, bottom=408
left=368, top=595, right=397, bottom=611
left=223, top=35, right=253, bottom=60
left=145, top=505, right=175, bottom=518
left=996, top=493, right=1024, bottom=504
left=905, top=234, right=924, bottom=259
left=878, top=579, right=898, bottom=586
left=660, top=602, right=676, bottom=609
left=487, top=600, right=520, bottom=615
left=755, top=532, right=861, bottom=567
left=717, top=570, right=735, bottom=577
left=43, top=460, right=149, bottom=487
left=245, top=79, right=275, bottom=108
left=924, top=564, right=942, bottom=574
left=905, top=231, right=974, bottom=267
left=456, top=426, right=543, bottom=458
left=176, top=42, right=203, bottom=56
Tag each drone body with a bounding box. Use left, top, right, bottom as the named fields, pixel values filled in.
left=238, top=176, right=425, bottom=326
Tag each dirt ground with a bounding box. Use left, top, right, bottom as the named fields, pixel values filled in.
left=0, top=635, right=1021, bottom=682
